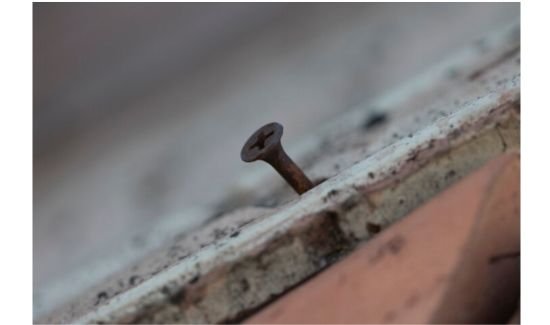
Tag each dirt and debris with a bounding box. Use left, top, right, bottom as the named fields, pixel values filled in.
left=363, top=111, right=389, bottom=130
left=366, top=222, right=382, bottom=235
left=95, top=292, right=108, bottom=306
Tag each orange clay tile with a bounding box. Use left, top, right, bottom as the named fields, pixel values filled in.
left=246, top=153, right=520, bottom=324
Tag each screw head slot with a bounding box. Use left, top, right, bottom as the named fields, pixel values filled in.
left=241, top=122, right=284, bottom=162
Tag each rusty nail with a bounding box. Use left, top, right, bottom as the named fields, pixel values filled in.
left=241, top=122, right=314, bottom=195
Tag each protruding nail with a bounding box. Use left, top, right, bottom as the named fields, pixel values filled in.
left=241, top=122, right=314, bottom=195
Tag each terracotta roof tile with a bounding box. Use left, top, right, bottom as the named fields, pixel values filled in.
left=246, top=153, right=519, bottom=324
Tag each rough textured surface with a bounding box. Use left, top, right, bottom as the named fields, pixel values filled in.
left=40, top=20, right=520, bottom=324
left=246, top=153, right=519, bottom=324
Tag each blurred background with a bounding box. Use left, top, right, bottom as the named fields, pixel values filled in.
left=33, top=2, right=519, bottom=318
